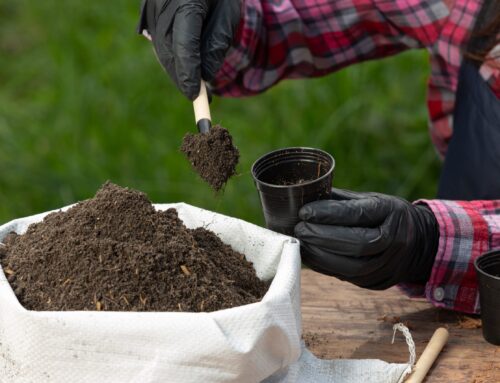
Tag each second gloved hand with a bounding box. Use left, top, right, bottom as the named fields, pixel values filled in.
left=294, top=188, right=440, bottom=290
left=137, top=0, right=241, bottom=100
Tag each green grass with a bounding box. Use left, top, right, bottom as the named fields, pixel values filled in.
left=0, top=0, right=441, bottom=226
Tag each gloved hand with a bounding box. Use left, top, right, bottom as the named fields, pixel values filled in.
left=137, top=0, right=241, bottom=100
left=294, top=188, right=439, bottom=290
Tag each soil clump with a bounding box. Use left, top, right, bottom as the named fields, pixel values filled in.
left=0, top=182, right=268, bottom=312
left=302, top=331, right=335, bottom=359
left=456, top=316, right=482, bottom=329
left=181, top=125, right=239, bottom=191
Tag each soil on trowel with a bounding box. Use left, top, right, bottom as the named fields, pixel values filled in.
left=0, top=182, right=268, bottom=312
left=181, top=125, right=239, bottom=191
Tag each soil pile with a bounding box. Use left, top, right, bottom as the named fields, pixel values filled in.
left=181, top=125, right=239, bottom=191
left=0, top=182, right=268, bottom=312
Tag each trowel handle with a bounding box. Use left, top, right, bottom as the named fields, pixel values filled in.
left=193, top=80, right=212, bottom=134
left=406, top=327, right=449, bottom=383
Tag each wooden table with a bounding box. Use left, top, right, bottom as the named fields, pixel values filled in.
left=301, top=270, right=500, bottom=382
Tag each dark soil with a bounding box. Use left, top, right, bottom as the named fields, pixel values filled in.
left=181, top=125, right=239, bottom=191
left=0, top=182, right=269, bottom=312
left=302, top=330, right=335, bottom=359
left=278, top=178, right=314, bottom=186
left=303, top=331, right=322, bottom=348
left=272, top=160, right=329, bottom=186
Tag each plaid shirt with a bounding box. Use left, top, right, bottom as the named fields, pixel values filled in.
left=213, top=0, right=499, bottom=158
left=402, top=200, right=500, bottom=314
left=212, top=0, right=500, bottom=314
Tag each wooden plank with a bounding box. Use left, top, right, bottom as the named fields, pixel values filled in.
left=301, top=269, right=500, bottom=382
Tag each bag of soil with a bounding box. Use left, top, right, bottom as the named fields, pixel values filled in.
left=0, top=196, right=412, bottom=382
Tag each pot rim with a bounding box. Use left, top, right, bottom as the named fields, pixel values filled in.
left=474, top=249, right=500, bottom=281
left=251, top=147, right=335, bottom=190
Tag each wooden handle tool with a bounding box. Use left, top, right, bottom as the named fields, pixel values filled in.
left=406, top=328, right=449, bottom=383
left=193, top=80, right=212, bottom=134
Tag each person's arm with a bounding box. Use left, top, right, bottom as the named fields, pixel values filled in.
left=402, top=199, right=500, bottom=314
left=294, top=189, right=500, bottom=314
left=212, top=0, right=450, bottom=96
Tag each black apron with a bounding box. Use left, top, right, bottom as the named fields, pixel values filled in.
left=437, top=60, right=500, bottom=200
left=437, top=0, right=500, bottom=200
left=438, top=0, right=500, bottom=200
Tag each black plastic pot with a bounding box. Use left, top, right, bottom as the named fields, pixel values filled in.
left=475, top=250, right=500, bottom=345
left=252, top=147, right=335, bottom=236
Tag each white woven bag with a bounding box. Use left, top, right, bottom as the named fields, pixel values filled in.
left=0, top=203, right=412, bottom=383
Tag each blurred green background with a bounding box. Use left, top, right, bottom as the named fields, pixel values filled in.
left=0, top=0, right=441, bottom=226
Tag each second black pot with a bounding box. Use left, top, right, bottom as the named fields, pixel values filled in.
left=475, top=250, right=500, bottom=345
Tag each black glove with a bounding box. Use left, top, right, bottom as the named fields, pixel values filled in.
left=294, top=188, right=439, bottom=290
left=137, top=0, right=241, bottom=100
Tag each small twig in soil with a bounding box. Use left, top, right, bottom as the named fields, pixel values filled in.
left=4, top=268, right=15, bottom=276
left=180, top=265, right=191, bottom=276
left=103, top=295, right=118, bottom=306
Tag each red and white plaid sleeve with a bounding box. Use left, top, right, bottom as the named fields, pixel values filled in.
left=212, top=0, right=450, bottom=97
left=404, top=200, right=500, bottom=314
left=212, top=1, right=500, bottom=157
